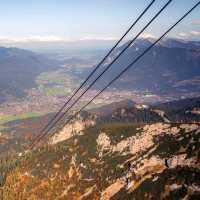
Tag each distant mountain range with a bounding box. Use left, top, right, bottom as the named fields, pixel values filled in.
left=159, top=38, right=200, bottom=50
left=0, top=38, right=200, bottom=103
left=0, top=47, right=57, bottom=102
left=94, top=38, right=200, bottom=94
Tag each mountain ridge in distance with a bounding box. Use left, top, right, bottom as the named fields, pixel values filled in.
left=95, top=38, right=200, bottom=94
left=0, top=46, right=58, bottom=103
left=0, top=38, right=200, bottom=103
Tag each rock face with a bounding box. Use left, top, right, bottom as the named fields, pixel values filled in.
left=96, top=123, right=186, bottom=157
left=1, top=98, right=200, bottom=199
left=97, top=132, right=111, bottom=155
left=51, top=117, right=96, bottom=144
left=2, top=122, right=199, bottom=199
left=101, top=180, right=125, bottom=200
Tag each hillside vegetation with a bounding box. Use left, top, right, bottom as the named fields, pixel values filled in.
left=0, top=98, right=199, bottom=199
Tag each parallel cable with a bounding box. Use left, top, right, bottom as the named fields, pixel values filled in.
left=30, top=0, right=155, bottom=147
left=47, top=1, right=200, bottom=141
left=30, top=0, right=172, bottom=148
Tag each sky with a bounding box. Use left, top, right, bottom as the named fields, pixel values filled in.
left=0, top=0, right=199, bottom=50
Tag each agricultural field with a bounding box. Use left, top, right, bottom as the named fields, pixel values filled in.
left=36, top=69, right=81, bottom=97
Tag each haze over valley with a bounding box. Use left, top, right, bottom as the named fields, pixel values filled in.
left=0, top=38, right=200, bottom=123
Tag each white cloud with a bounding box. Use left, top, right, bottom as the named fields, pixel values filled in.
left=0, top=35, right=74, bottom=43
left=0, top=35, right=120, bottom=44
left=177, top=31, right=200, bottom=39
left=25, top=36, right=69, bottom=42
left=140, top=33, right=156, bottom=39
left=190, top=31, right=200, bottom=36
left=177, top=32, right=189, bottom=38
left=79, top=36, right=119, bottom=41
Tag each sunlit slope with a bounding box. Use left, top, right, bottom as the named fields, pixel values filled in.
left=1, top=98, right=199, bottom=199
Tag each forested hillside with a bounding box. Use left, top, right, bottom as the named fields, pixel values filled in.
left=0, top=97, right=199, bottom=199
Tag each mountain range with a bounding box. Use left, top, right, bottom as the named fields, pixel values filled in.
left=0, top=47, right=58, bottom=103
left=94, top=38, right=200, bottom=94
left=0, top=38, right=200, bottom=103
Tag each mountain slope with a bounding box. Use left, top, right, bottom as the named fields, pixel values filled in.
left=0, top=47, right=58, bottom=103
left=1, top=123, right=199, bottom=199
left=95, top=38, right=200, bottom=94
left=0, top=97, right=199, bottom=199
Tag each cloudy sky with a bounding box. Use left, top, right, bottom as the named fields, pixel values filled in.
left=0, top=0, right=199, bottom=50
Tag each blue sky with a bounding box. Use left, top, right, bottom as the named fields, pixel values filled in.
left=0, top=0, right=199, bottom=49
